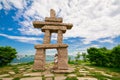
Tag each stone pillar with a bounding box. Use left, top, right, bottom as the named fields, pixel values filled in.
left=57, top=30, right=63, bottom=44
left=57, top=47, right=68, bottom=70
left=43, top=30, right=51, bottom=44
left=33, top=48, right=45, bottom=70
left=50, top=9, right=56, bottom=17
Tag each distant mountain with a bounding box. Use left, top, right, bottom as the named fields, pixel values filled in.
left=11, top=55, right=76, bottom=64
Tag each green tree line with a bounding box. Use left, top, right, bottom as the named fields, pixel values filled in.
left=87, top=45, right=120, bottom=68
left=0, top=46, right=17, bottom=66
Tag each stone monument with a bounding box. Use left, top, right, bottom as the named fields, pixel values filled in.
left=33, top=9, right=73, bottom=71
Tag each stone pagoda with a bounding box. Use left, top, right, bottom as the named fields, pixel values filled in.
left=33, top=9, right=73, bottom=71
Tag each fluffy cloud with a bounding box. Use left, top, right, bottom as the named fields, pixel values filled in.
left=1, top=0, right=120, bottom=44
left=0, top=33, right=42, bottom=44
left=99, top=39, right=113, bottom=43
left=0, top=0, right=25, bottom=10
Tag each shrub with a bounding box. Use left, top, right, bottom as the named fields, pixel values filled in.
left=87, top=45, right=120, bottom=68
left=0, top=46, right=17, bottom=66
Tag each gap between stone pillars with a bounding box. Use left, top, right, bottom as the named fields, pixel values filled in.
left=57, top=30, right=63, bottom=44
left=33, top=48, right=45, bottom=70
left=43, top=30, right=51, bottom=44
left=57, top=47, right=68, bottom=70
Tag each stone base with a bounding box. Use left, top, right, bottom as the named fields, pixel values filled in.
left=51, top=68, right=74, bottom=74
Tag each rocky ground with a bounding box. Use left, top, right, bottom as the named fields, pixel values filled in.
left=0, top=63, right=120, bottom=80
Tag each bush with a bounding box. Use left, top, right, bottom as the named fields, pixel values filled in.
left=87, top=45, right=120, bottom=68
left=0, top=46, right=17, bottom=66
left=111, top=45, right=120, bottom=68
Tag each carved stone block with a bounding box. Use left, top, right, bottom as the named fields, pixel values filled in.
left=33, top=49, right=45, bottom=70
left=57, top=48, right=68, bottom=70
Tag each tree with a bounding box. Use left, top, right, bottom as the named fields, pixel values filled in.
left=82, top=52, right=87, bottom=62
left=87, top=47, right=99, bottom=65
left=87, top=47, right=109, bottom=66
left=0, top=46, right=17, bottom=66
left=75, top=52, right=81, bottom=61
left=111, top=45, right=120, bottom=68
left=87, top=45, right=120, bottom=68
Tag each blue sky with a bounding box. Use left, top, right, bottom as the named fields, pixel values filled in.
left=0, top=0, right=120, bottom=55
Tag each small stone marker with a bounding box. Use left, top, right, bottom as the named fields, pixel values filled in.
left=77, top=77, right=97, bottom=80
left=55, top=76, right=66, bottom=80
left=50, top=9, right=56, bottom=17
left=0, top=74, right=10, bottom=78
left=43, top=74, right=54, bottom=80
left=20, top=77, right=42, bottom=80
left=23, top=72, right=41, bottom=77
left=1, top=78, right=13, bottom=80
left=68, top=74, right=76, bottom=78
left=9, top=71, right=15, bottom=75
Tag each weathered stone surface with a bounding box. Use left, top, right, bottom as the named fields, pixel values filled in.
left=33, top=21, right=73, bottom=29
left=45, top=17, right=63, bottom=23
left=79, top=71, right=89, bottom=73
left=44, top=74, right=54, bottom=80
left=51, top=68, right=74, bottom=73
left=1, top=78, right=13, bottom=80
left=35, top=44, right=68, bottom=49
left=44, top=74, right=54, bottom=77
left=77, top=77, right=97, bottom=80
left=8, top=71, right=15, bottom=75
left=23, top=72, right=41, bottom=77
left=55, top=76, right=66, bottom=80
left=41, top=26, right=66, bottom=33
left=33, top=9, right=73, bottom=71
left=0, top=74, right=10, bottom=78
left=57, top=48, right=68, bottom=70
left=50, top=9, right=56, bottom=17
left=20, top=77, right=42, bottom=80
left=57, top=30, right=63, bottom=43
left=19, top=68, right=26, bottom=71
left=68, top=74, right=76, bottom=77
left=84, top=66, right=95, bottom=70
left=43, top=30, right=51, bottom=44
left=33, top=49, right=45, bottom=70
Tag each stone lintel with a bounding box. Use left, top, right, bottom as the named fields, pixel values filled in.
left=41, top=26, right=66, bottom=33
left=45, top=17, right=63, bottom=23
left=33, top=21, right=73, bottom=29
left=35, top=44, right=68, bottom=49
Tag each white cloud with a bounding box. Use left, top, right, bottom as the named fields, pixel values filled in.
left=99, top=39, right=113, bottom=43
left=18, top=21, right=44, bottom=35
left=0, top=3, right=2, bottom=10
left=9, top=0, right=25, bottom=9
left=0, top=33, right=42, bottom=44
left=1, top=0, right=120, bottom=44
left=8, top=28, right=13, bottom=31
left=0, top=0, right=26, bottom=10
left=0, top=0, right=11, bottom=10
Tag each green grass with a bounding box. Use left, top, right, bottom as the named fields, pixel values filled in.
left=91, top=72, right=111, bottom=80
left=0, top=61, right=120, bottom=80
left=12, top=77, right=20, bottom=80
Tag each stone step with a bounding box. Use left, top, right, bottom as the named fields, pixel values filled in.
left=20, top=77, right=42, bottom=80
left=0, top=74, right=10, bottom=78
left=67, top=74, right=76, bottom=77
left=77, top=77, right=98, bottom=80
left=23, top=72, right=41, bottom=77
left=43, top=74, right=54, bottom=80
